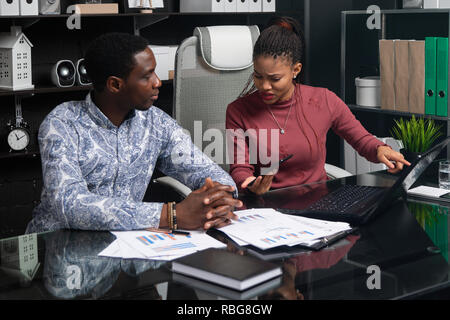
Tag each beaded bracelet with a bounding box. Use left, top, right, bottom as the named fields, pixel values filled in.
left=167, top=202, right=173, bottom=230
left=172, top=202, right=177, bottom=230
left=166, top=201, right=178, bottom=230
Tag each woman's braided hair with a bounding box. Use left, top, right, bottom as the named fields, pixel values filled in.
left=238, top=17, right=319, bottom=155
left=239, top=16, right=305, bottom=97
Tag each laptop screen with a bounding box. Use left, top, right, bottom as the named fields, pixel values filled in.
left=361, top=136, right=450, bottom=221
left=399, top=136, right=450, bottom=191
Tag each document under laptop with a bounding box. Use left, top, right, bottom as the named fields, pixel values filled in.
left=277, top=137, right=450, bottom=225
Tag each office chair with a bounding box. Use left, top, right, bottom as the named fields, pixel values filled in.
left=154, top=25, right=352, bottom=198
left=153, top=25, right=259, bottom=197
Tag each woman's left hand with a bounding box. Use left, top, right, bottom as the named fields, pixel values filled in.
left=376, top=145, right=411, bottom=174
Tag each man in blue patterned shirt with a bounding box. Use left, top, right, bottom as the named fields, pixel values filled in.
left=27, top=33, right=242, bottom=233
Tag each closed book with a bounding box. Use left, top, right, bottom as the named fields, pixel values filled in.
left=171, top=248, right=282, bottom=291
left=394, top=40, right=410, bottom=112
left=436, top=37, right=448, bottom=117
left=408, top=40, right=425, bottom=114
left=379, top=40, right=396, bottom=110
left=172, top=273, right=282, bottom=300
left=425, top=37, right=438, bottom=115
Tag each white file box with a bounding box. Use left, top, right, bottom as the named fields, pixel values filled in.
left=0, top=0, right=20, bottom=15
left=262, top=0, right=275, bottom=12
left=237, top=0, right=249, bottom=12
left=149, top=45, right=169, bottom=81
left=180, top=0, right=225, bottom=12
left=439, top=0, right=450, bottom=8
left=249, top=0, right=261, bottom=11
left=168, top=45, right=178, bottom=79
left=19, top=0, right=38, bottom=15
left=224, top=0, right=237, bottom=12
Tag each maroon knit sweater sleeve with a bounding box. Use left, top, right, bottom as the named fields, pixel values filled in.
left=325, top=89, right=386, bottom=163
left=225, top=86, right=387, bottom=191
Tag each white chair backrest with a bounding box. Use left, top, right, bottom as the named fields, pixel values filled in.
left=173, top=25, right=260, bottom=170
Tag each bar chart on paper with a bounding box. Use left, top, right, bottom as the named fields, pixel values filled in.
left=136, top=233, right=197, bottom=253
left=260, top=231, right=315, bottom=245
left=236, top=213, right=266, bottom=223
left=220, top=209, right=352, bottom=250
left=108, top=230, right=226, bottom=260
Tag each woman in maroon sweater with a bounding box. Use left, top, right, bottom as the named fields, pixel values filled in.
left=226, top=17, right=410, bottom=195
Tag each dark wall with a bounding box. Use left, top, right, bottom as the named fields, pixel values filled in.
left=307, top=0, right=352, bottom=94
left=307, top=0, right=400, bottom=95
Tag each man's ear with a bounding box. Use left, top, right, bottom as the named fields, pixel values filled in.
left=105, top=76, right=124, bottom=93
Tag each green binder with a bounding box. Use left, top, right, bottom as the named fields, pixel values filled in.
left=436, top=37, right=449, bottom=117
left=425, top=37, right=438, bottom=115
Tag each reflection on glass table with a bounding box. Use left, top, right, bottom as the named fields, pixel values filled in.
left=408, top=200, right=449, bottom=262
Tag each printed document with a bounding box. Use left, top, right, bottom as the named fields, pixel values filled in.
left=220, top=208, right=351, bottom=250
left=98, top=230, right=225, bottom=261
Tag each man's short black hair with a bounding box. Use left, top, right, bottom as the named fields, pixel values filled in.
left=84, top=32, right=149, bottom=92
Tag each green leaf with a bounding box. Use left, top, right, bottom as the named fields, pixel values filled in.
left=390, top=115, right=443, bottom=153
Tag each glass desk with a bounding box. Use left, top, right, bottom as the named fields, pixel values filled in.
left=1, top=164, right=449, bottom=300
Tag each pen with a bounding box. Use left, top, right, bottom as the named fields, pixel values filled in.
left=320, top=231, right=346, bottom=244
left=146, top=227, right=191, bottom=236
left=320, top=228, right=357, bottom=245
left=171, top=230, right=191, bottom=236
left=279, top=154, right=293, bottom=164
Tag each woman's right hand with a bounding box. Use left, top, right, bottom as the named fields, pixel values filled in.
left=241, top=175, right=274, bottom=195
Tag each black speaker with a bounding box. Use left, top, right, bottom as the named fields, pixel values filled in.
left=39, top=0, right=60, bottom=14
left=51, top=60, right=75, bottom=87
left=76, top=58, right=91, bottom=86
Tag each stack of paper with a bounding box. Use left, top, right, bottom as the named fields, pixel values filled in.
left=407, top=185, right=450, bottom=198
left=219, top=209, right=352, bottom=250
left=98, top=230, right=225, bottom=261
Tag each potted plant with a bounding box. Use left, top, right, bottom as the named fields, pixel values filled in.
left=390, top=115, right=443, bottom=162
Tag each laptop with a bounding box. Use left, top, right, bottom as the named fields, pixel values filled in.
left=276, top=137, right=450, bottom=225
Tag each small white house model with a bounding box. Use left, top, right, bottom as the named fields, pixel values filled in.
left=0, top=26, right=34, bottom=90
left=0, top=234, right=40, bottom=283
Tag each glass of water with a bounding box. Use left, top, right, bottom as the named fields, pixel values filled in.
left=439, top=160, right=450, bottom=189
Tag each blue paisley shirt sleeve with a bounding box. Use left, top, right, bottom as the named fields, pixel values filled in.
left=157, top=122, right=236, bottom=191
left=27, top=94, right=236, bottom=233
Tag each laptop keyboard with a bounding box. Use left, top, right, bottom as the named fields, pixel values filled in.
left=305, top=185, right=385, bottom=213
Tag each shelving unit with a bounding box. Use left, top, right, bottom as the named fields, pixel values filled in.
left=0, top=80, right=173, bottom=97
left=348, top=104, right=448, bottom=121
left=0, top=5, right=305, bottom=156
left=340, top=9, right=450, bottom=163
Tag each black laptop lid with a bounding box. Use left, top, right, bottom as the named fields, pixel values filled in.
left=394, top=136, right=450, bottom=192
left=372, top=136, right=450, bottom=217
left=401, top=136, right=450, bottom=190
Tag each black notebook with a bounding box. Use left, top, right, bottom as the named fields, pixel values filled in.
left=172, top=273, right=282, bottom=300
left=171, top=248, right=282, bottom=291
